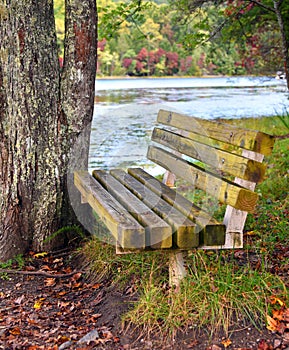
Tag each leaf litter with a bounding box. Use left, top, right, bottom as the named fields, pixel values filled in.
left=0, top=249, right=122, bottom=349
left=0, top=247, right=288, bottom=350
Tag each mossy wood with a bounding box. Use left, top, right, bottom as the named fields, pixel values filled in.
left=74, top=171, right=145, bottom=249
left=152, top=128, right=266, bottom=183
left=147, top=146, right=259, bottom=213
left=157, top=109, right=275, bottom=156
left=92, top=170, right=173, bottom=249
left=108, top=169, right=199, bottom=248
left=127, top=168, right=226, bottom=246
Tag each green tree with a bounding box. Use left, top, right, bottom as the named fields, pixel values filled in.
left=169, top=0, right=289, bottom=88
left=0, top=0, right=97, bottom=260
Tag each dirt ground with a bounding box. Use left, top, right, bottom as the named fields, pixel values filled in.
left=0, top=248, right=285, bottom=350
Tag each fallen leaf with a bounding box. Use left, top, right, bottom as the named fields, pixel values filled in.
left=25, top=266, right=36, bottom=271
left=57, top=291, right=67, bottom=296
left=45, top=278, right=56, bottom=287
left=9, top=327, right=21, bottom=335
left=114, top=336, right=120, bottom=342
left=257, top=339, right=273, bottom=350
left=245, top=230, right=258, bottom=236
left=102, top=329, right=114, bottom=339
left=62, top=267, right=72, bottom=274
left=33, top=298, right=45, bottom=309
left=270, top=296, right=286, bottom=307
left=72, top=272, right=82, bottom=281
left=208, top=345, right=222, bottom=350
left=272, top=308, right=284, bottom=321
left=90, top=313, right=102, bottom=321
left=266, top=314, right=278, bottom=331
left=27, top=319, right=40, bottom=326
left=57, top=335, right=70, bottom=344
left=34, top=252, right=48, bottom=258
left=221, top=338, right=232, bottom=348
left=58, top=301, right=70, bottom=308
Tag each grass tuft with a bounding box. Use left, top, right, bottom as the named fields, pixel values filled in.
left=123, top=250, right=287, bottom=338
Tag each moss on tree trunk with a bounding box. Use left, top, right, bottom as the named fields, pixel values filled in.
left=0, top=0, right=97, bottom=260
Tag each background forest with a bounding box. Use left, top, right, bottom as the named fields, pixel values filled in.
left=54, top=0, right=285, bottom=77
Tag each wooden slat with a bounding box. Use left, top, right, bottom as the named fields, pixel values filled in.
left=110, top=169, right=199, bottom=249
left=157, top=109, right=275, bottom=155
left=222, top=149, right=265, bottom=249
left=92, top=170, right=172, bottom=249
left=128, top=168, right=226, bottom=246
left=74, top=171, right=145, bottom=249
left=147, top=146, right=259, bottom=213
left=152, top=128, right=266, bottom=183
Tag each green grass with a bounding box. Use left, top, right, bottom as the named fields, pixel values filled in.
left=82, top=237, right=168, bottom=286
left=123, top=251, right=287, bottom=337
left=82, top=114, right=289, bottom=339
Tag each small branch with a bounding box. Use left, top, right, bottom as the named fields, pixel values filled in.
left=275, top=133, right=289, bottom=139
left=0, top=269, right=83, bottom=278
left=249, top=0, right=275, bottom=13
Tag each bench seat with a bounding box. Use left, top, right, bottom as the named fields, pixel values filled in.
left=74, top=168, right=226, bottom=251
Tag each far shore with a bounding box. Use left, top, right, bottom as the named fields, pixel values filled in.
left=95, top=74, right=275, bottom=80
left=96, top=73, right=275, bottom=80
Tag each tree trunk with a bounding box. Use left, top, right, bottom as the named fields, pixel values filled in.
left=0, top=0, right=97, bottom=261
left=274, top=0, right=289, bottom=90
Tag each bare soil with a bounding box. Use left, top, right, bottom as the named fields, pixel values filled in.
left=0, top=248, right=285, bottom=350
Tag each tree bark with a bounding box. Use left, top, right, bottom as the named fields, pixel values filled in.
left=273, top=0, right=289, bottom=90
left=0, top=0, right=97, bottom=261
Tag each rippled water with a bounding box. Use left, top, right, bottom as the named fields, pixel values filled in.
left=89, top=76, right=288, bottom=172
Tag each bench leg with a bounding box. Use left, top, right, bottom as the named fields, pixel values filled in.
left=169, top=251, right=187, bottom=290
left=163, top=170, right=187, bottom=290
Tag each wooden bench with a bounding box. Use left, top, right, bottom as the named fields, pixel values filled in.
left=74, top=109, right=275, bottom=264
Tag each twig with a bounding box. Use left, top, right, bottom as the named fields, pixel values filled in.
left=0, top=269, right=83, bottom=278
left=275, top=133, right=289, bottom=139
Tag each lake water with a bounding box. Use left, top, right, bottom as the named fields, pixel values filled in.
left=89, top=76, right=288, bottom=172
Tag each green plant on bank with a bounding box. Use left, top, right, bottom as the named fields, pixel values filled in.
left=0, top=254, right=25, bottom=280
left=0, top=254, right=25, bottom=270
left=276, top=108, right=289, bottom=132
left=44, top=225, right=86, bottom=244
left=0, top=259, right=14, bottom=270
left=82, top=114, right=289, bottom=338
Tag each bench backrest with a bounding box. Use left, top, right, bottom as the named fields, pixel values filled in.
left=147, top=109, right=275, bottom=248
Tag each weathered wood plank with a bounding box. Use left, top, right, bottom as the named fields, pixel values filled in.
left=128, top=167, right=226, bottom=246
left=147, top=146, right=259, bottom=213
left=152, top=128, right=266, bottom=183
left=92, top=170, right=172, bottom=249
left=157, top=109, right=275, bottom=155
left=74, top=171, right=145, bottom=249
left=222, top=150, right=265, bottom=249
left=110, top=169, right=199, bottom=249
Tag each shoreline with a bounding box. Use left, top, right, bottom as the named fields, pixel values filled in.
left=95, top=74, right=275, bottom=80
